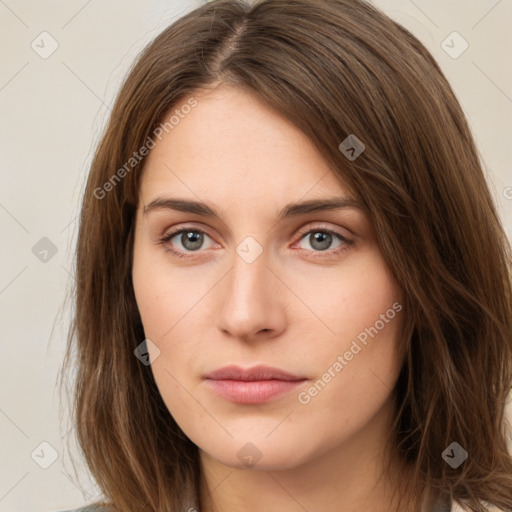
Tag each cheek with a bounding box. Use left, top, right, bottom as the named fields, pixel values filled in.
left=132, top=234, right=212, bottom=341
left=132, top=236, right=216, bottom=399
left=132, top=240, right=204, bottom=423
left=290, top=248, right=402, bottom=343
left=296, top=316, right=402, bottom=451
left=291, top=249, right=404, bottom=401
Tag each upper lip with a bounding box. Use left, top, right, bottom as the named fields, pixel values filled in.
left=204, top=365, right=306, bottom=382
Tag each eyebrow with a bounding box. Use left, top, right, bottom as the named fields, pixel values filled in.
left=143, top=197, right=363, bottom=219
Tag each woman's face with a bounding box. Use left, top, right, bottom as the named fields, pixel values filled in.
left=132, top=84, right=404, bottom=471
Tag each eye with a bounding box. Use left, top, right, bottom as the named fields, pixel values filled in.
left=161, top=228, right=216, bottom=254
left=295, top=228, right=352, bottom=254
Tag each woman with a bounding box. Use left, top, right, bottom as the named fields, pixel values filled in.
left=59, top=0, right=512, bottom=511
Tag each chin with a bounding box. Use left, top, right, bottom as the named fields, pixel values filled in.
left=199, top=436, right=315, bottom=472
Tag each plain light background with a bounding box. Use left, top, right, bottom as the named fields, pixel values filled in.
left=0, top=1, right=511, bottom=511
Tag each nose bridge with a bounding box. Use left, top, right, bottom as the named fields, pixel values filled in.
left=226, top=247, right=270, bottom=313
left=231, top=247, right=268, bottom=299
left=228, top=231, right=270, bottom=297
left=216, top=240, right=285, bottom=339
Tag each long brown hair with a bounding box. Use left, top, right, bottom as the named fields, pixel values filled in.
left=59, top=0, right=512, bottom=510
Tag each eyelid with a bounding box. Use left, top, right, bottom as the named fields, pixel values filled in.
left=292, top=223, right=352, bottom=244
left=289, top=226, right=354, bottom=260
left=161, top=223, right=218, bottom=242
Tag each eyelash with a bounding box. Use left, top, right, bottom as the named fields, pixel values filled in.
left=158, top=225, right=354, bottom=260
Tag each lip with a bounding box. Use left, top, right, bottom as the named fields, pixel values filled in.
left=204, top=364, right=305, bottom=382
left=203, top=365, right=308, bottom=404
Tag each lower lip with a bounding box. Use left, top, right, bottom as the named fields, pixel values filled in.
left=205, top=379, right=307, bottom=404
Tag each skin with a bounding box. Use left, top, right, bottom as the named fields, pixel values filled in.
left=132, top=84, right=409, bottom=512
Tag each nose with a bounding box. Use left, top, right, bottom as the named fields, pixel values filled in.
left=216, top=247, right=287, bottom=342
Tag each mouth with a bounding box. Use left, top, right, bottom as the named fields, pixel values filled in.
left=203, top=365, right=308, bottom=404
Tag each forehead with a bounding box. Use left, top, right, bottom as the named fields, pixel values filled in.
left=139, top=84, right=349, bottom=205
